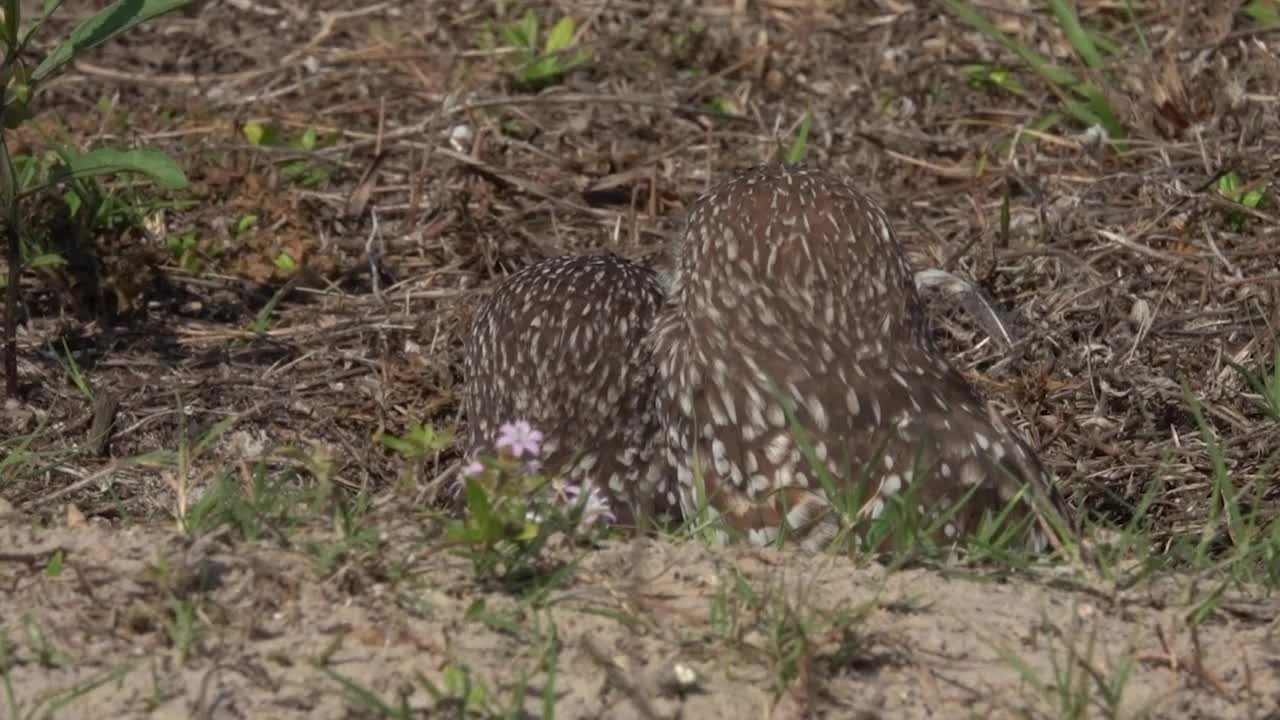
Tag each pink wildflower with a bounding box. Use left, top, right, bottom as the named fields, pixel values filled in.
left=563, top=482, right=616, bottom=526
left=496, top=419, right=544, bottom=459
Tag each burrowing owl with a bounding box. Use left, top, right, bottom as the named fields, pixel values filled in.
left=461, top=254, right=676, bottom=526
left=649, top=164, right=1071, bottom=551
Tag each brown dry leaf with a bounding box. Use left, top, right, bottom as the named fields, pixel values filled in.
left=66, top=503, right=87, bottom=529
left=1112, top=53, right=1211, bottom=141
left=1147, top=58, right=1195, bottom=140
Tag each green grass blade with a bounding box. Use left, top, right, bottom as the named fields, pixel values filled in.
left=0, top=137, right=17, bottom=227
left=942, top=0, right=1079, bottom=88
left=784, top=110, right=812, bottom=165
left=943, top=0, right=1123, bottom=138
left=1122, top=0, right=1151, bottom=54
left=1047, top=0, right=1105, bottom=69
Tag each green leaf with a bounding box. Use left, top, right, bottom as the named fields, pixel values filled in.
left=544, top=16, right=575, bottom=54
left=62, top=188, right=81, bottom=215
left=1217, top=171, right=1243, bottom=199
left=53, top=147, right=188, bottom=190
left=242, top=120, right=268, bottom=146
left=406, top=423, right=452, bottom=452
left=1, top=251, right=65, bottom=287
left=45, top=549, right=64, bottom=577
left=519, top=12, right=538, bottom=49
left=2, top=0, right=20, bottom=47
left=166, top=230, right=195, bottom=256
left=377, top=432, right=415, bottom=457
left=965, top=64, right=1027, bottom=96
left=11, top=152, right=40, bottom=193
left=442, top=665, right=468, bottom=699
left=132, top=449, right=177, bottom=466
left=32, top=0, right=193, bottom=83
left=273, top=251, right=296, bottom=273
left=25, top=253, right=67, bottom=269
left=523, top=56, right=563, bottom=82
left=462, top=479, right=496, bottom=543
left=502, top=11, right=537, bottom=50
left=498, top=24, right=522, bottom=50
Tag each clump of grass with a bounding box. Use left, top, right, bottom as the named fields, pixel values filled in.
left=1179, top=386, right=1280, bottom=603
left=979, top=600, right=1149, bottom=719
left=324, top=618, right=563, bottom=718
left=943, top=0, right=1129, bottom=149
left=706, top=561, right=875, bottom=708
left=1, top=638, right=134, bottom=720
left=0, top=419, right=71, bottom=495
left=173, top=440, right=402, bottom=585
left=132, top=397, right=239, bottom=532
left=1073, top=385, right=1280, bottom=614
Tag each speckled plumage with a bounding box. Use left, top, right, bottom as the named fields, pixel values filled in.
left=650, top=164, right=1071, bottom=551
left=461, top=254, right=676, bottom=526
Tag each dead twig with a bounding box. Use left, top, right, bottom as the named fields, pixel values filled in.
left=0, top=542, right=65, bottom=564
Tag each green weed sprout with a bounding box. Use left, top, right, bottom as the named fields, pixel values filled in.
left=498, top=12, right=591, bottom=89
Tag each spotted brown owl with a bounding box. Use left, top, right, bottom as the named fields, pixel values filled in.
left=649, top=164, right=1071, bottom=551
left=461, top=254, right=677, bottom=526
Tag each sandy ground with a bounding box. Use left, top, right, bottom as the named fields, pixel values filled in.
left=3, top=514, right=1278, bottom=719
